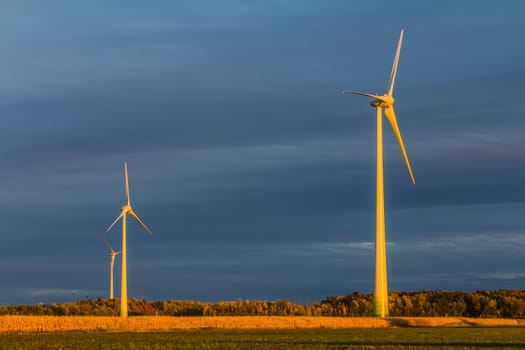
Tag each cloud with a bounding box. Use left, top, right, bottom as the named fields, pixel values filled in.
left=478, top=272, right=525, bottom=280
left=28, top=288, right=84, bottom=298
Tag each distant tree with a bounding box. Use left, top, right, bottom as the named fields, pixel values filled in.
left=0, top=289, right=524, bottom=317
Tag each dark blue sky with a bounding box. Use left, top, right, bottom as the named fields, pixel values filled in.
left=1, top=1, right=525, bottom=304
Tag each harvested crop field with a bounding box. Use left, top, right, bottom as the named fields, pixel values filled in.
left=1, top=316, right=524, bottom=332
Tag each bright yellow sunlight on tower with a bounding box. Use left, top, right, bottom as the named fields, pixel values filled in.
left=107, top=162, right=153, bottom=318
left=101, top=236, right=120, bottom=300
left=343, top=29, right=415, bottom=317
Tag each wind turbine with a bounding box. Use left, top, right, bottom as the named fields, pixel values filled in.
left=101, top=235, right=120, bottom=299
left=107, top=161, right=152, bottom=318
left=343, top=29, right=415, bottom=317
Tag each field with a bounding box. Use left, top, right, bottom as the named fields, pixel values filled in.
left=1, top=317, right=524, bottom=349
left=1, top=315, right=525, bottom=332
left=2, top=328, right=525, bottom=349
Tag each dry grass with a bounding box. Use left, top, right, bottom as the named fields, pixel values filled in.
left=0, top=316, right=389, bottom=332
left=0, top=316, right=523, bottom=332
left=386, top=317, right=525, bottom=327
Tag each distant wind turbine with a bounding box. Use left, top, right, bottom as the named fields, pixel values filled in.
left=101, top=235, right=120, bottom=300
left=107, top=161, right=152, bottom=318
left=343, top=29, right=415, bottom=317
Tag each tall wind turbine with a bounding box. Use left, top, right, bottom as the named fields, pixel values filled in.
left=101, top=235, right=120, bottom=299
left=343, top=29, right=415, bottom=317
left=107, top=161, right=152, bottom=318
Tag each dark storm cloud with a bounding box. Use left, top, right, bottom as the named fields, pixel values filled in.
left=0, top=1, right=525, bottom=304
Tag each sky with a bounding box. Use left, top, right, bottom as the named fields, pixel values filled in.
left=0, top=1, right=525, bottom=305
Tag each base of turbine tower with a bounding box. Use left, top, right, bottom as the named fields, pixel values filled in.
left=373, top=297, right=389, bottom=317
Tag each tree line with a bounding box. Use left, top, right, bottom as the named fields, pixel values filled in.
left=1, top=289, right=524, bottom=318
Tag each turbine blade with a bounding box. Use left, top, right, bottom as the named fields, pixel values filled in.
left=347, top=91, right=385, bottom=101
left=107, top=211, right=124, bottom=232
left=384, top=106, right=415, bottom=184
left=129, top=209, right=153, bottom=235
left=125, top=161, right=130, bottom=206
left=387, top=29, right=404, bottom=96
left=101, top=235, right=115, bottom=253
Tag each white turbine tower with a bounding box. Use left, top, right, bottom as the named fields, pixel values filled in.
left=343, top=29, right=415, bottom=317
left=101, top=236, right=120, bottom=300
left=107, top=161, right=152, bottom=318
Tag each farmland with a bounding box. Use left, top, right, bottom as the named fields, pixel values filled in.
left=2, top=328, right=525, bottom=350
left=1, top=316, right=524, bottom=349
left=1, top=315, right=524, bottom=332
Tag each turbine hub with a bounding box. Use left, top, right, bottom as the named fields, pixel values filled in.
left=370, top=95, right=395, bottom=108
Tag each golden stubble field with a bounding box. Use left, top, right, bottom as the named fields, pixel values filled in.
left=1, top=316, right=524, bottom=332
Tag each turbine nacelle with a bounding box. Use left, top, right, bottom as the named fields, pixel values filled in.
left=343, top=91, right=395, bottom=108
left=107, top=205, right=152, bottom=235
left=120, top=205, right=131, bottom=213
left=370, top=94, right=394, bottom=108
